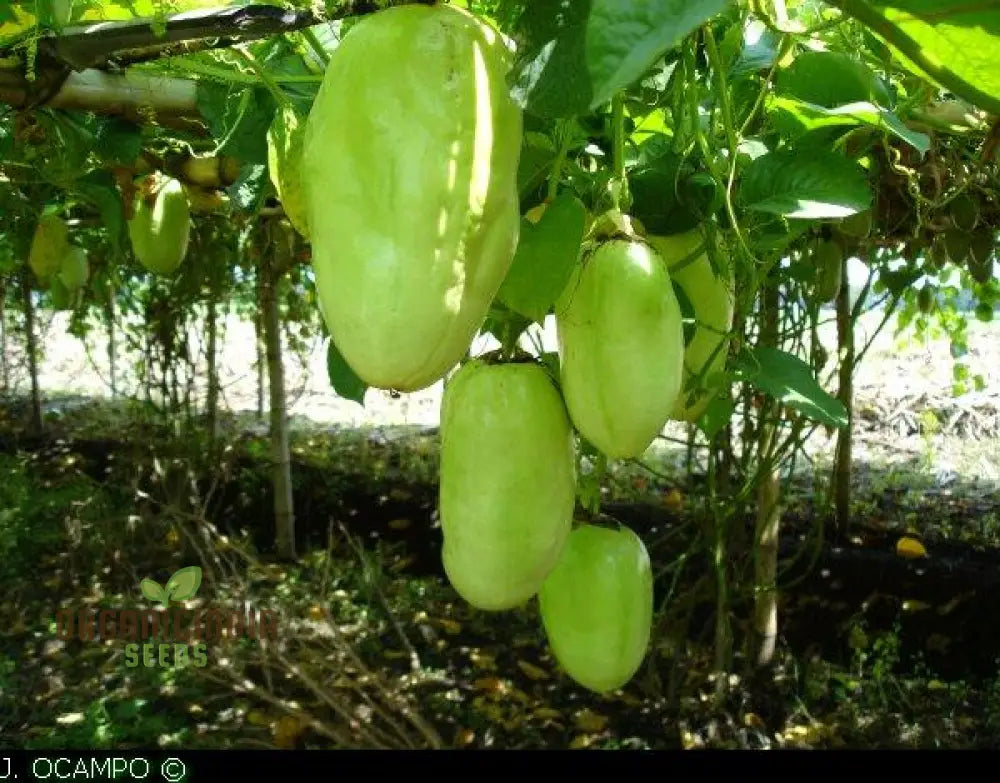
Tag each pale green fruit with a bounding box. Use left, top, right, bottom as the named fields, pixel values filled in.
left=555, top=236, right=684, bottom=459
left=128, top=176, right=191, bottom=276
left=439, top=359, right=576, bottom=611
left=648, top=230, right=734, bottom=423
left=539, top=523, right=654, bottom=694
left=29, top=213, right=70, bottom=286
left=301, top=3, right=523, bottom=392
left=58, top=245, right=89, bottom=291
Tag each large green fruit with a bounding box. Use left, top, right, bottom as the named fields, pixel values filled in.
left=301, top=4, right=522, bottom=392
left=555, top=234, right=684, bottom=459
left=439, top=359, right=576, bottom=611
left=539, top=523, right=653, bottom=694
left=267, top=104, right=310, bottom=240
left=814, top=239, right=844, bottom=303
left=127, top=176, right=191, bottom=276
left=29, top=213, right=70, bottom=286
left=648, top=230, right=734, bottom=423
left=58, top=246, right=89, bottom=291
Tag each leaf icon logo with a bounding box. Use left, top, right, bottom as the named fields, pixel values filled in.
left=140, top=566, right=202, bottom=608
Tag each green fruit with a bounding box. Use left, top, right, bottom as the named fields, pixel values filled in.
left=29, top=213, right=69, bottom=286
left=949, top=194, right=979, bottom=232
left=555, top=234, right=684, bottom=459
left=439, top=359, right=576, bottom=611
left=968, top=227, right=995, bottom=266
left=928, top=235, right=949, bottom=271
left=267, top=104, right=310, bottom=239
left=839, top=210, right=872, bottom=239
left=539, top=523, right=653, bottom=694
left=648, top=230, right=734, bottom=423
left=301, top=4, right=523, bottom=392
left=58, top=245, right=89, bottom=291
left=917, top=286, right=934, bottom=313
left=967, top=228, right=995, bottom=284
left=128, top=176, right=191, bottom=276
left=943, top=228, right=971, bottom=264
left=814, top=239, right=843, bottom=303
left=48, top=275, right=73, bottom=311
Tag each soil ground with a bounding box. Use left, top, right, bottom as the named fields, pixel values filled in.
left=1, top=309, right=999, bottom=750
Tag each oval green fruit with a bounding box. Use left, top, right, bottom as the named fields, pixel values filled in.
left=48, top=275, right=73, bottom=311
left=648, top=230, right=734, bottom=423
left=943, top=228, right=971, bottom=264
left=128, top=176, right=191, bottom=276
left=814, top=239, right=843, bottom=303
left=301, top=4, right=523, bottom=392
left=267, top=104, right=310, bottom=240
left=555, top=236, right=684, bottom=459
left=949, top=194, right=978, bottom=233
left=58, top=246, right=89, bottom=291
left=539, top=523, right=653, bottom=694
left=439, top=359, right=576, bottom=611
left=29, top=213, right=70, bottom=286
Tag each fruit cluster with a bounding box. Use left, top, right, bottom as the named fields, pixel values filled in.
left=294, top=4, right=735, bottom=693
left=28, top=211, right=90, bottom=309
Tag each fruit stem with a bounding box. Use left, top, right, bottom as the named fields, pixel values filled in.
left=611, top=92, right=628, bottom=212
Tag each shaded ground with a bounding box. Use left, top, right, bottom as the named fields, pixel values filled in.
left=1, top=399, right=999, bottom=751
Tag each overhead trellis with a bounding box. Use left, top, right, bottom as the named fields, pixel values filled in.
left=0, top=1, right=429, bottom=121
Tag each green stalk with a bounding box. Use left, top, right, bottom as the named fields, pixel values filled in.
left=300, top=26, right=331, bottom=67
left=611, top=92, right=628, bottom=213
left=231, top=46, right=292, bottom=109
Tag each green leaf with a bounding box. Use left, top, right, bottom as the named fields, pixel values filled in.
left=165, top=566, right=202, bottom=602
left=517, top=131, right=558, bottom=198
left=326, top=339, right=367, bottom=406
left=498, top=194, right=587, bottom=323
left=584, top=0, right=728, bottom=109
left=769, top=97, right=930, bottom=155
left=836, top=0, right=1000, bottom=115
left=733, top=346, right=848, bottom=428
left=696, top=394, right=735, bottom=441
left=72, top=170, right=126, bottom=249
left=509, top=0, right=591, bottom=118
left=196, top=83, right=276, bottom=166
left=630, top=153, right=721, bottom=236
left=92, top=117, right=142, bottom=167
left=228, top=163, right=269, bottom=213
left=740, top=149, right=872, bottom=219
left=776, top=50, right=891, bottom=108
left=140, top=578, right=166, bottom=604
left=510, top=0, right=726, bottom=117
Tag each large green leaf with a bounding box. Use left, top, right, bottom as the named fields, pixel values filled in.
left=585, top=0, right=729, bottom=109
left=740, top=149, right=872, bottom=219
left=733, top=346, right=848, bottom=428
left=510, top=0, right=727, bottom=117
left=775, top=50, right=891, bottom=108
left=768, top=97, right=931, bottom=154
left=498, top=194, right=587, bottom=324
left=829, top=0, right=1000, bottom=114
